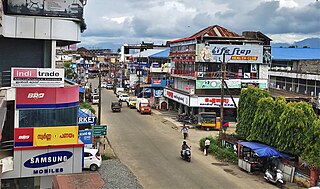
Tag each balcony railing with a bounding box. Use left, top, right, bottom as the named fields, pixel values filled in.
left=170, top=69, right=259, bottom=80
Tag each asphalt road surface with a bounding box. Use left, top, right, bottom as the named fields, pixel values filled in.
left=92, top=80, right=276, bottom=189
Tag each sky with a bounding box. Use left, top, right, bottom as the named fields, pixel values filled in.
left=80, top=0, right=320, bottom=49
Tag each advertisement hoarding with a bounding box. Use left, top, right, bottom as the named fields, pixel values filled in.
left=33, top=126, right=78, bottom=146
left=15, top=86, right=79, bottom=108
left=196, top=44, right=263, bottom=64
left=196, top=79, right=241, bottom=89
left=11, top=68, right=64, bottom=88
left=78, top=130, right=93, bottom=145
left=5, top=0, right=83, bottom=19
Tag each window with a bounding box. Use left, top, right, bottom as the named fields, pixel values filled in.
left=84, top=152, right=93, bottom=157
left=19, top=107, right=78, bottom=127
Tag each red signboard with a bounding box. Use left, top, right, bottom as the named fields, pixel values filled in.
left=153, top=80, right=161, bottom=85
left=16, top=86, right=79, bottom=105
left=14, top=128, right=34, bottom=146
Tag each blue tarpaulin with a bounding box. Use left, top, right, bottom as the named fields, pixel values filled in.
left=150, top=48, right=170, bottom=58
left=238, top=141, right=292, bottom=158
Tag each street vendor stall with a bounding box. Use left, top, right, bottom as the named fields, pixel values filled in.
left=237, top=141, right=292, bottom=173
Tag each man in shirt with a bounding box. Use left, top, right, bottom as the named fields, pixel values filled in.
left=204, top=137, right=211, bottom=156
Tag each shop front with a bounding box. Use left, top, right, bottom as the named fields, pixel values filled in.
left=163, top=88, right=190, bottom=113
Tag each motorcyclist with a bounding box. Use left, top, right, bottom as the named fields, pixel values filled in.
left=181, top=140, right=190, bottom=157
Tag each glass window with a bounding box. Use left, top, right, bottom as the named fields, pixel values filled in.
left=19, top=107, right=78, bottom=128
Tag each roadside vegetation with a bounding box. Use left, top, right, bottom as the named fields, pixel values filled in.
left=80, top=101, right=96, bottom=115
left=199, top=136, right=238, bottom=164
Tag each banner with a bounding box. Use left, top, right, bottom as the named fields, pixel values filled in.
left=11, top=68, right=64, bottom=88
left=33, top=126, right=78, bottom=146
left=197, top=44, right=263, bottom=64
left=196, top=79, right=241, bottom=89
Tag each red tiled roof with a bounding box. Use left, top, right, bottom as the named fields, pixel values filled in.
left=53, top=172, right=105, bottom=189
left=170, top=25, right=243, bottom=43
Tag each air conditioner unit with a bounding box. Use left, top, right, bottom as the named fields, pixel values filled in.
left=197, top=72, right=204, bottom=77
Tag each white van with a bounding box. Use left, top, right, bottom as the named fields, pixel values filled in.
left=92, top=94, right=99, bottom=104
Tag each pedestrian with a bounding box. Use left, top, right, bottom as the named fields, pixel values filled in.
left=181, top=124, right=188, bottom=140
left=204, top=137, right=211, bottom=156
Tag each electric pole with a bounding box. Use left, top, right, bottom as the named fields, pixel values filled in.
left=98, top=62, right=102, bottom=125
left=219, top=53, right=226, bottom=144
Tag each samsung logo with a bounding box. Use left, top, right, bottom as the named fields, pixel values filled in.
left=24, top=151, right=73, bottom=168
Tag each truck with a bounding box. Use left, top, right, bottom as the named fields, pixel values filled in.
left=136, top=98, right=151, bottom=114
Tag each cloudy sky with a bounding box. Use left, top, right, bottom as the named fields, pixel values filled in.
left=80, top=0, right=320, bottom=49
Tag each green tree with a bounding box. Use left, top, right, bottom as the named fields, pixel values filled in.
left=80, top=102, right=96, bottom=115
left=276, top=102, right=316, bottom=155
left=236, top=88, right=270, bottom=139
left=302, top=118, right=320, bottom=168
left=248, top=97, right=286, bottom=146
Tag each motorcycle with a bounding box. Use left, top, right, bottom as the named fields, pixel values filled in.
left=264, top=167, right=285, bottom=188
left=181, top=147, right=191, bottom=162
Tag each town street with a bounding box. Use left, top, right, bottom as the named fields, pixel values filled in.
left=94, top=81, right=276, bottom=189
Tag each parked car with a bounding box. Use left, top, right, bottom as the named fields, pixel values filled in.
left=106, top=84, right=113, bottom=90
left=101, top=82, right=107, bottom=88
left=91, top=93, right=99, bottom=104
left=83, top=148, right=102, bottom=171
left=111, top=101, right=122, bottom=112
left=119, top=93, right=129, bottom=102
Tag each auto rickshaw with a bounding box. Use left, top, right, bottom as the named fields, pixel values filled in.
left=198, top=112, right=221, bottom=131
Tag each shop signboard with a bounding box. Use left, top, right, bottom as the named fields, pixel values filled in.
left=196, top=79, right=241, bottom=89
left=15, top=86, right=79, bottom=109
left=14, top=128, right=34, bottom=147
left=164, top=88, right=189, bottom=106
left=33, top=126, right=78, bottom=146
left=196, top=44, right=263, bottom=64
left=78, top=130, right=93, bottom=145
left=154, top=90, right=163, bottom=97
left=93, top=125, right=107, bottom=136
left=241, top=79, right=268, bottom=89
left=190, top=96, right=239, bottom=108
left=5, top=0, right=83, bottom=19
left=11, top=68, right=64, bottom=88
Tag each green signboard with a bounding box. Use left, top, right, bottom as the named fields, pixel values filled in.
left=93, top=125, right=108, bottom=136
left=196, top=80, right=241, bottom=89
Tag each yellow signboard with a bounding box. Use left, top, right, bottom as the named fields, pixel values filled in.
left=33, top=126, right=78, bottom=146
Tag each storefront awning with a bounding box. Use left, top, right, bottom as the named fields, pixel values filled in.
left=238, top=141, right=292, bottom=158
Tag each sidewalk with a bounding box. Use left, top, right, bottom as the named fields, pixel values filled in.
left=152, top=109, right=304, bottom=189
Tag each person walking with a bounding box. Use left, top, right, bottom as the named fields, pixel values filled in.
left=181, top=124, right=188, bottom=140
left=204, top=137, right=211, bottom=156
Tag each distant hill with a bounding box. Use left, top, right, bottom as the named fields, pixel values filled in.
left=272, top=38, right=320, bottom=48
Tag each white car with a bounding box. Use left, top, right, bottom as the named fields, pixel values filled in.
left=83, top=148, right=102, bottom=171
left=119, top=93, right=129, bottom=102
left=101, top=82, right=107, bottom=88
left=91, top=94, right=99, bottom=104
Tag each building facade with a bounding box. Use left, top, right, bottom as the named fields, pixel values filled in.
left=165, top=25, right=271, bottom=122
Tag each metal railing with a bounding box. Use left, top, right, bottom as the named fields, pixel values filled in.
left=170, top=69, right=259, bottom=79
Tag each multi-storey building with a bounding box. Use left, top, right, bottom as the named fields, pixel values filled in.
left=0, top=0, right=86, bottom=188
left=164, top=25, right=271, bottom=122
left=269, top=47, right=320, bottom=112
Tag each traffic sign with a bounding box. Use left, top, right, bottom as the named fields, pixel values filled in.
left=93, top=125, right=108, bottom=136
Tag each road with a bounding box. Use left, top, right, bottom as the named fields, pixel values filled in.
left=92, top=81, right=276, bottom=189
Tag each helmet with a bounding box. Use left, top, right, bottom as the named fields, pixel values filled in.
left=183, top=141, right=186, bottom=145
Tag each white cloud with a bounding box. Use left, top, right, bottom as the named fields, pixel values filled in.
left=80, top=0, right=320, bottom=48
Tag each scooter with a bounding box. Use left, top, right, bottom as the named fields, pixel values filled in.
left=181, top=147, right=191, bottom=162
left=264, top=167, right=285, bottom=188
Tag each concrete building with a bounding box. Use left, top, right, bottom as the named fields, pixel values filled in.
left=0, top=0, right=86, bottom=188
left=164, top=25, right=271, bottom=122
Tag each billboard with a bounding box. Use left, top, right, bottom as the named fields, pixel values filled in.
left=11, top=68, right=64, bottom=88
left=5, top=0, right=83, bottom=19
left=196, top=79, right=241, bottom=89
left=190, top=96, right=239, bottom=108
left=196, top=44, right=263, bottom=64
left=15, top=86, right=79, bottom=108
left=33, top=126, right=78, bottom=146
left=164, top=89, right=189, bottom=106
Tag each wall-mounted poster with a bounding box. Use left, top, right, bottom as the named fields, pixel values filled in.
left=5, top=0, right=83, bottom=19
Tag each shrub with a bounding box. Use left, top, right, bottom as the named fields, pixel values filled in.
left=80, top=102, right=96, bottom=114
left=199, top=136, right=238, bottom=164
